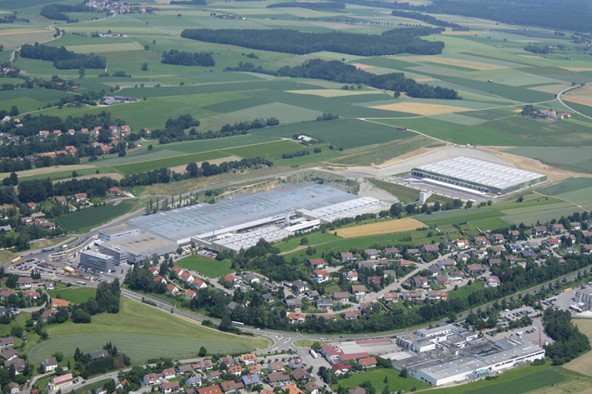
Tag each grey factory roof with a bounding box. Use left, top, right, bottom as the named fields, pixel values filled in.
left=129, top=184, right=358, bottom=242
left=414, top=157, right=545, bottom=190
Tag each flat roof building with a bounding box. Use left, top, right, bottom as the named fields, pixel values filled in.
left=79, top=250, right=115, bottom=273
left=412, top=157, right=546, bottom=195
left=97, top=232, right=177, bottom=264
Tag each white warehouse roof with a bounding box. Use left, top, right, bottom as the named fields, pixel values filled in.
left=414, top=157, right=545, bottom=191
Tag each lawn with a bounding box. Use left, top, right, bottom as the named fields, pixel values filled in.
left=447, top=281, right=484, bottom=300
left=27, top=298, right=266, bottom=364
left=55, top=200, right=138, bottom=233
left=335, top=368, right=430, bottom=392
left=47, top=287, right=96, bottom=304
left=176, top=254, right=232, bottom=278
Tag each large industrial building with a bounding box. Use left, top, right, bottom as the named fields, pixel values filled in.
left=392, top=324, right=545, bottom=386
left=128, top=184, right=386, bottom=252
left=411, top=157, right=546, bottom=195
left=93, top=184, right=387, bottom=263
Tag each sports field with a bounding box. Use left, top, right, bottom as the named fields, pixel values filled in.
left=335, top=218, right=427, bottom=238
left=27, top=297, right=266, bottom=364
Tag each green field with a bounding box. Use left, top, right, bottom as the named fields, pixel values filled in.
left=335, top=368, right=430, bottom=392
left=27, top=298, right=266, bottom=364
left=429, top=364, right=578, bottom=394
left=47, top=287, right=96, bottom=304
left=176, top=254, right=232, bottom=278
left=55, top=200, right=138, bottom=233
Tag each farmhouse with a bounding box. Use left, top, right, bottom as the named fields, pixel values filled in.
left=411, top=157, right=546, bottom=195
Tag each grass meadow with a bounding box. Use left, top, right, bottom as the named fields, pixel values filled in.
left=27, top=297, right=267, bottom=364
left=55, top=200, right=138, bottom=233
left=176, top=254, right=232, bottom=278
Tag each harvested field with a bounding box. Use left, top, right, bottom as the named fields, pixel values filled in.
left=561, top=67, right=592, bottom=72
left=403, top=55, right=507, bottom=70
left=336, top=218, right=426, bottom=238
left=351, top=63, right=375, bottom=70
left=286, top=89, right=383, bottom=98
left=372, top=102, right=470, bottom=116
left=564, top=95, right=592, bottom=107
left=0, top=28, right=49, bottom=36
left=529, top=84, right=570, bottom=94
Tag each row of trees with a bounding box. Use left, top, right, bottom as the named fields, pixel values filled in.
left=390, top=10, right=468, bottom=30
left=19, top=43, right=106, bottom=69
left=161, top=50, right=215, bottom=67
left=17, top=176, right=119, bottom=203
left=181, top=27, right=445, bottom=56
left=280, top=59, right=460, bottom=99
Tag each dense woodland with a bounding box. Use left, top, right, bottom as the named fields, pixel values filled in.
left=19, top=43, right=106, bottom=69
left=543, top=308, right=591, bottom=364
left=390, top=0, right=592, bottom=33
left=390, top=10, right=468, bottom=30
left=40, top=4, right=91, bottom=23
left=161, top=50, right=215, bottom=67
left=181, top=27, right=445, bottom=56
left=228, top=58, right=460, bottom=99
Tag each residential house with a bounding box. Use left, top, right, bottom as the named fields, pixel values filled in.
left=313, top=269, right=329, bottom=283
left=239, top=353, right=257, bottom=365
left=400, top=291, right=424, bottom=302
left=427, top=290, right=448, bottom=300
left=243, top=273, right=260, bottom=284
left=340, top=252, right=354, bottom=262
left=74, top=193, right=88, bottom=202
left=422, top=244, right=440, bottom=255
left=304, top=382, right=320, bottom=394
left=161, top=381, right=180, bottom=394
left=42, top=356, right=58, bottom=373
left=227, top=365, right=242, bottom=377
left=351, top=285, right=367, bottom=301
left=308, top=258, right=326, bottom=269
left=192, top=278, right=207, bottom=289
left=383, top=292, right=397, bottom=303
left=384, top=247, right=400, bottom=258
left=285, top=298, right=302, bottom=309
left=166, top=284, right=179, bottom=295
left=49, top=373, right=73, bottom=391
left=367, top=276, right=381, bottom=286
left=485, top=276, right=501, bottom=287
left=220, top=380, right=244, bottom=393
left=108, top=187, right=123, bottom=196
left=286, top=313, right=306, bottom=324
left=241, top=374, right=261, bottom=387
left=185, top=376, right=202, bottom=387
left=198, top=385, right=223, bottom=394
left=283, top=385, right=304, bottom=394
left=358, top=357, right=377, bottom=369
left=466, top=264, right=486, bottom=276
left=456, top=239, right=469, bottom=249
left=316, top=298, right=333, bottom=310
left=51, top=298, right=70, bottom=309
left=489, top=234, right=505, bottom=244
left=161, top=368, right=176, bottom=380
left=413, top=276, right=429, bottom=289
left=268, top=361, right=285, bottom=373
left=435, top=275, right=449, bottom=286
left=345, top=271, right=358, bottom=282
left=291, top=368, right=310, bottom=382
left=0, top=337, right=14, bottom=349
left=332, top=292, right=350, bottom=304
left=292, top=280, right=309, bottom=293
left=364, top=248, right=379, bottom=259
left=184, top=289, right=196, bottom=300
left=17, top=277, right=34, bottom=289
left=266, top=372, right=289, bottom=385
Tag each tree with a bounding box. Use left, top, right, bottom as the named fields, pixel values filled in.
left=141, top=62, right=149, bottom=71
left=9, top=106, right=19, bottom=116
left=186, top=162, right=199, bottom=178
left=78, top=66, right=85, bottom=79
left=198, top=346, right=207, bottom=357
left=399, top=368, right=408, bottom=378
